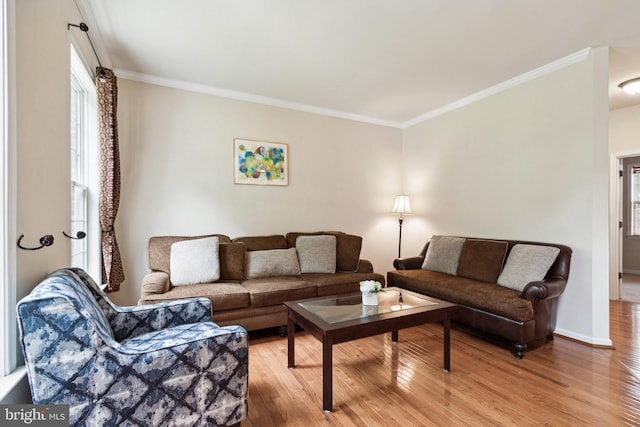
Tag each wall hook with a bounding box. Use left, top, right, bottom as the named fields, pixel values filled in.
left=63, top=231, right=87, bottom=240
left=17, top=234, right=54, bottom=251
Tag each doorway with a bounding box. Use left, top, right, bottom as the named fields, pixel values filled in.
left=617, top=155, right=640, bottom=303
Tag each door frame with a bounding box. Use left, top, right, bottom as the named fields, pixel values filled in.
left=611, top=152, right=640, bottom=300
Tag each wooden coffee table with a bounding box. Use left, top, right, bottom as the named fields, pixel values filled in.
left=284, top=287, right=458, bottom=411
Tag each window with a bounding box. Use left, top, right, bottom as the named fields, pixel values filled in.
left=70, top=73, right=88, bottom=267
left=69, top=46, right=99, bottom=280
left=630, top=165, right=640, bottom=236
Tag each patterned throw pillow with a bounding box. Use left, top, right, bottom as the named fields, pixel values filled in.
left=170, top=236, right=220, bottom=286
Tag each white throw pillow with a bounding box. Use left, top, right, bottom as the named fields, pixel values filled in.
left=296, top=235, right=337, bottom=274
left=497, top=244, right=560, bottom=292
left=246, top=248, right=301, bottom=279
left=170, top=236, right=220, bottom=286
left=421, top=235, right=465, bottom=275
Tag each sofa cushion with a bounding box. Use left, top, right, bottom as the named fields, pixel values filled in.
left=148, top=234, right=231, bottom=273
left=232, top=235, right=288, bottom=251
left=287, top=231, right=362, bottom=272
left=497, top=244, right=561, bottom=292
left=286, top=231, right=323, bottom=248
left=219, top=242, right=246, bottom=281
left=332, top=233, right=363, bottom=272
left=421, top=236, right=465, bottom=275
left=457, top=239, right=508, bottom=283
left=152, top=282, right=249, bottom=311
left=246, top=248, right=301, bottom=279
left=296, top=235, right=337, bottom=273
left=301, top=271, right=385, bottom=297
left=387, top=269, right=534, bottom=322
left=170, top=237, right=220, bottom=286
left=141, top=271, right=170, bottom=294
left=242, top=276, right=316, bottom=307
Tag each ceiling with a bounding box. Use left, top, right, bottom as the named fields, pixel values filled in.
left=79, top=0, right=640, bottom=127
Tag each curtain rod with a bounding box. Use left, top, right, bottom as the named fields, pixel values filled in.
left=68, top=22, right=105, bottom=74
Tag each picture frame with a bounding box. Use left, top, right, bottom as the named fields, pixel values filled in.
left=234, top=138, right=289, bottom=186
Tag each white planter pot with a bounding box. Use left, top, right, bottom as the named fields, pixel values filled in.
left=362, top=292, right=379, bottom=306
left=362, top=304, right=378, bottom=316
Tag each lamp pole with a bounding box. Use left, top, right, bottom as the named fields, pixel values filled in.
left=398, top=214, right=404, bottom=258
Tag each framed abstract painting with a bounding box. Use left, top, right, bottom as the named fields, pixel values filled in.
left=234, top=139, right=289, bottom=186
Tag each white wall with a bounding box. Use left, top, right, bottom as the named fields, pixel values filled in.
left=401, top=48, right=611, bottom=345
left=610, top=103, right=640, bottom=154
left=14, top=0, right=99, bottom=297
left=110, top=79, right=404, bottom=305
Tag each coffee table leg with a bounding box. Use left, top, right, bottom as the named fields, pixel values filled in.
left=443, top=317, right=450, bottom=372
left=392, top=330, right=399, bottom=343
left=323, top=339, right=332, bottom=411
left=287, top=312, right=295, bottom=368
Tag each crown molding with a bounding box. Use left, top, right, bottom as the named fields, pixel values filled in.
left=114, top=69, right=404, bottom=129
left=401, top=48, right=592, bottom=128
left=114, top=48, right=591, bottom=130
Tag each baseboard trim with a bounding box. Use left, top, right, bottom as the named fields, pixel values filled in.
left=553, top=331, right=615, bottom=349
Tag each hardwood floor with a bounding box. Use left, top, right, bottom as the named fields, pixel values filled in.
left=244, top=301, right=640, bottom=426
left=621, top=274, right=640, bottom=303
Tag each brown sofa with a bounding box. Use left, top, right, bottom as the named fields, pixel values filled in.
left=387, top=236, right=571, bottom=358
left=140, top=231, right=385, bottom=332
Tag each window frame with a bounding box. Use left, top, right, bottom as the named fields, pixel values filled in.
left=69, top=45, right=100, bottom=283
left=629, top=164, right=640, bottom=238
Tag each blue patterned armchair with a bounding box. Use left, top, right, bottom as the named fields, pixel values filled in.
left=16, top=268, right=248, bottom=426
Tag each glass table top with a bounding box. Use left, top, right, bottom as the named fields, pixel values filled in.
left=299, top=288, right=438, bottom=324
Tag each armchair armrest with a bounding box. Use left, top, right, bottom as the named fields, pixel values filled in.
left=119, top=322, right=247, bottom=354
left=108, top=298, right=213, bottom=341
left=393, top=256, right=424, bottom=270
left=521, top=278, right=568, bottom=301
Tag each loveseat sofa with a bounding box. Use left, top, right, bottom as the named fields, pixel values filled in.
left=140, top=231, right=385, bottom=332
left=387, top=236, right=572, bottom=358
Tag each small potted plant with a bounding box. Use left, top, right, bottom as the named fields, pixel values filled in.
left=359, top=280, right=383, bottom=306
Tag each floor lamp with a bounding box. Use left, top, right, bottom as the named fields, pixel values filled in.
left=392, top=195, right=412, bottom=258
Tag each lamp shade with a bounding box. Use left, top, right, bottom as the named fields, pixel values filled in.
left=619, top=78, right=640, bottom=95
left=392, top=195, right=412, bottom=215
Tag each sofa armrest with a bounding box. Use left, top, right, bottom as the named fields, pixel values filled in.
left=393, top=256, right=424, bottom=270
left=521, top=278, right=568, bottom=301
left=142, top=271, right=171, bottom=294
left=357, top=259, right=374, bottom=273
